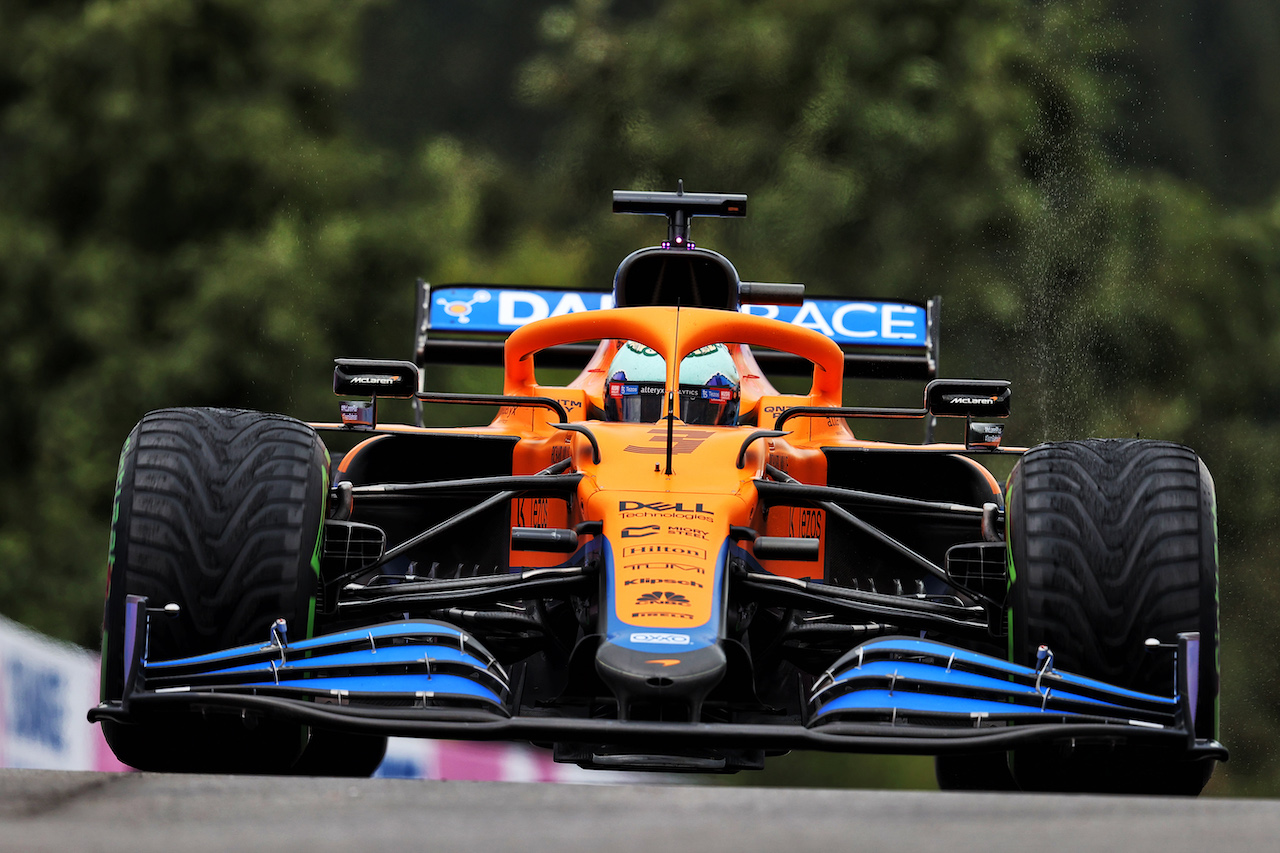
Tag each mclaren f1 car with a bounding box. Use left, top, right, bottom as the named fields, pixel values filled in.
left=92, top=188, right=1225, bottom=793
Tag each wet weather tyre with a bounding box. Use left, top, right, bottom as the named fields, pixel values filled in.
left=100, top=407, right=328, bottom=773
left=1005, top=439, right=1219, bottom=795
left=934, top=751, right=1017, bottom=792
left=290, top=728, right=389, bottom=777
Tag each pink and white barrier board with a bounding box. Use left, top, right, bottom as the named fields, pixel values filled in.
left=375, top=737, right=649, bottom=784
left=0, top=615, right=127, bottom=772
left=0, top=615, right=652, bottom=782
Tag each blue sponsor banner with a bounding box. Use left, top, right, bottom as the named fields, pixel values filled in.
left=429, top=286, right=927, bottom=348
left=429, top=287, right=615, bottom=332
left=738, top=299, right=926, bottom=348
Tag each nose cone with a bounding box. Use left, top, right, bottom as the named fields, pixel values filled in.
left=595, top=640, right=726, bottom=720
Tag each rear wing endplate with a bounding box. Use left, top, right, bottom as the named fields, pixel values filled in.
left=415, top=281, right=938, bottom=381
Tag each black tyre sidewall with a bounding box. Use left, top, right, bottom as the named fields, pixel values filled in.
left=101, top=422, right=142, bottom=704
left=291, top=728, right=389, bottom=778
left=1193, top=456, right=1220, bottom=742
left=934, top=751, right=1018, bottom=792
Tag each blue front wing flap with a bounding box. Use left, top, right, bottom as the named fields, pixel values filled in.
left=126, top=600, right=511, bottom=716
left=808, top=637, right=1180, bottom=727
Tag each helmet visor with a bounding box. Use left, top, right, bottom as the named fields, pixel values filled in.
left=605, top=381, right=667, bottom=423
left=678, top=385, right=739, bottom=426
left=606, top=381, right=739, bottom=426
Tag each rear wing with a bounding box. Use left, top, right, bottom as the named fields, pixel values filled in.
left=414, top=281, right=939, bottom=381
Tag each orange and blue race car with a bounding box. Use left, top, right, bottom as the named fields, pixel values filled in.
left=91, top=188, right=1226, bottom=794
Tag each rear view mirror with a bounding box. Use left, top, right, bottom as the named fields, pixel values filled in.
left=738, top=282, right=806, bottom=306
left=925, top=379, right=1011, bottom=418
left=333, top=359, right=420, bottom=399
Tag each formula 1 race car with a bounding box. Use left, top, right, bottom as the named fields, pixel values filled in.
left=91, top=189, right=1226, bottom=794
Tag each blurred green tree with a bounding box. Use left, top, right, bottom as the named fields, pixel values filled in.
left=0, top=0, right=372, bottom=642
left=0, top=0, right=597, bottom=647
left=0, top=0, right=564, bottom=644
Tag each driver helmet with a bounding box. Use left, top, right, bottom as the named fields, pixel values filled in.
left=604, top=342, right=740, bottom=426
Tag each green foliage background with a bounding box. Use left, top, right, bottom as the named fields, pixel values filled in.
left=2, top=0, right=1279, bottom=794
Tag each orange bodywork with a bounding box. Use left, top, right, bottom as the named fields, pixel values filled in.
left=326, top=306, right=985, bottom=584
left=499, top=307, right=852, bottom=583
left=312, top=304, right=1007, bottom=724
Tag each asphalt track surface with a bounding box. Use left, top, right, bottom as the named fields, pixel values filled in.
left=3, top=770, right=1280, bottom=853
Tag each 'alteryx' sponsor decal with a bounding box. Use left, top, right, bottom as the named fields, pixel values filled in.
left=429, top=286, right=926, bottom=348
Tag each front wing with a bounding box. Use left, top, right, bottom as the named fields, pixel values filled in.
left=89, top=595, right=1226, bottom=761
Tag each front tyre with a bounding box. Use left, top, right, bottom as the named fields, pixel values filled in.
left=934, top=751, right=1017, bottom=792
left=1005, top=439, right=1219, bottom=795
left=291, top=728, right=389, bottom=777
left=100, top=407, right=328, bottom=773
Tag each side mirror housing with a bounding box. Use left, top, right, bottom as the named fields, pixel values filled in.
left=333, top=359, right=420, bottom=399
left=925, top=379, right=1011, bottom=419
left=738, top=281, right=805, bottom=306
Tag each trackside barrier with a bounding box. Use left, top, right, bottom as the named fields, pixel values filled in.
left=0, top=614, right=126, bottom=771
left=0, top=615, right=651, bottom=781
left=375, top=738, right=653, bottom=784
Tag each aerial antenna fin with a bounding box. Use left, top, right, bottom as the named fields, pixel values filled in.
left=665, top=302, right=681, bottom=476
